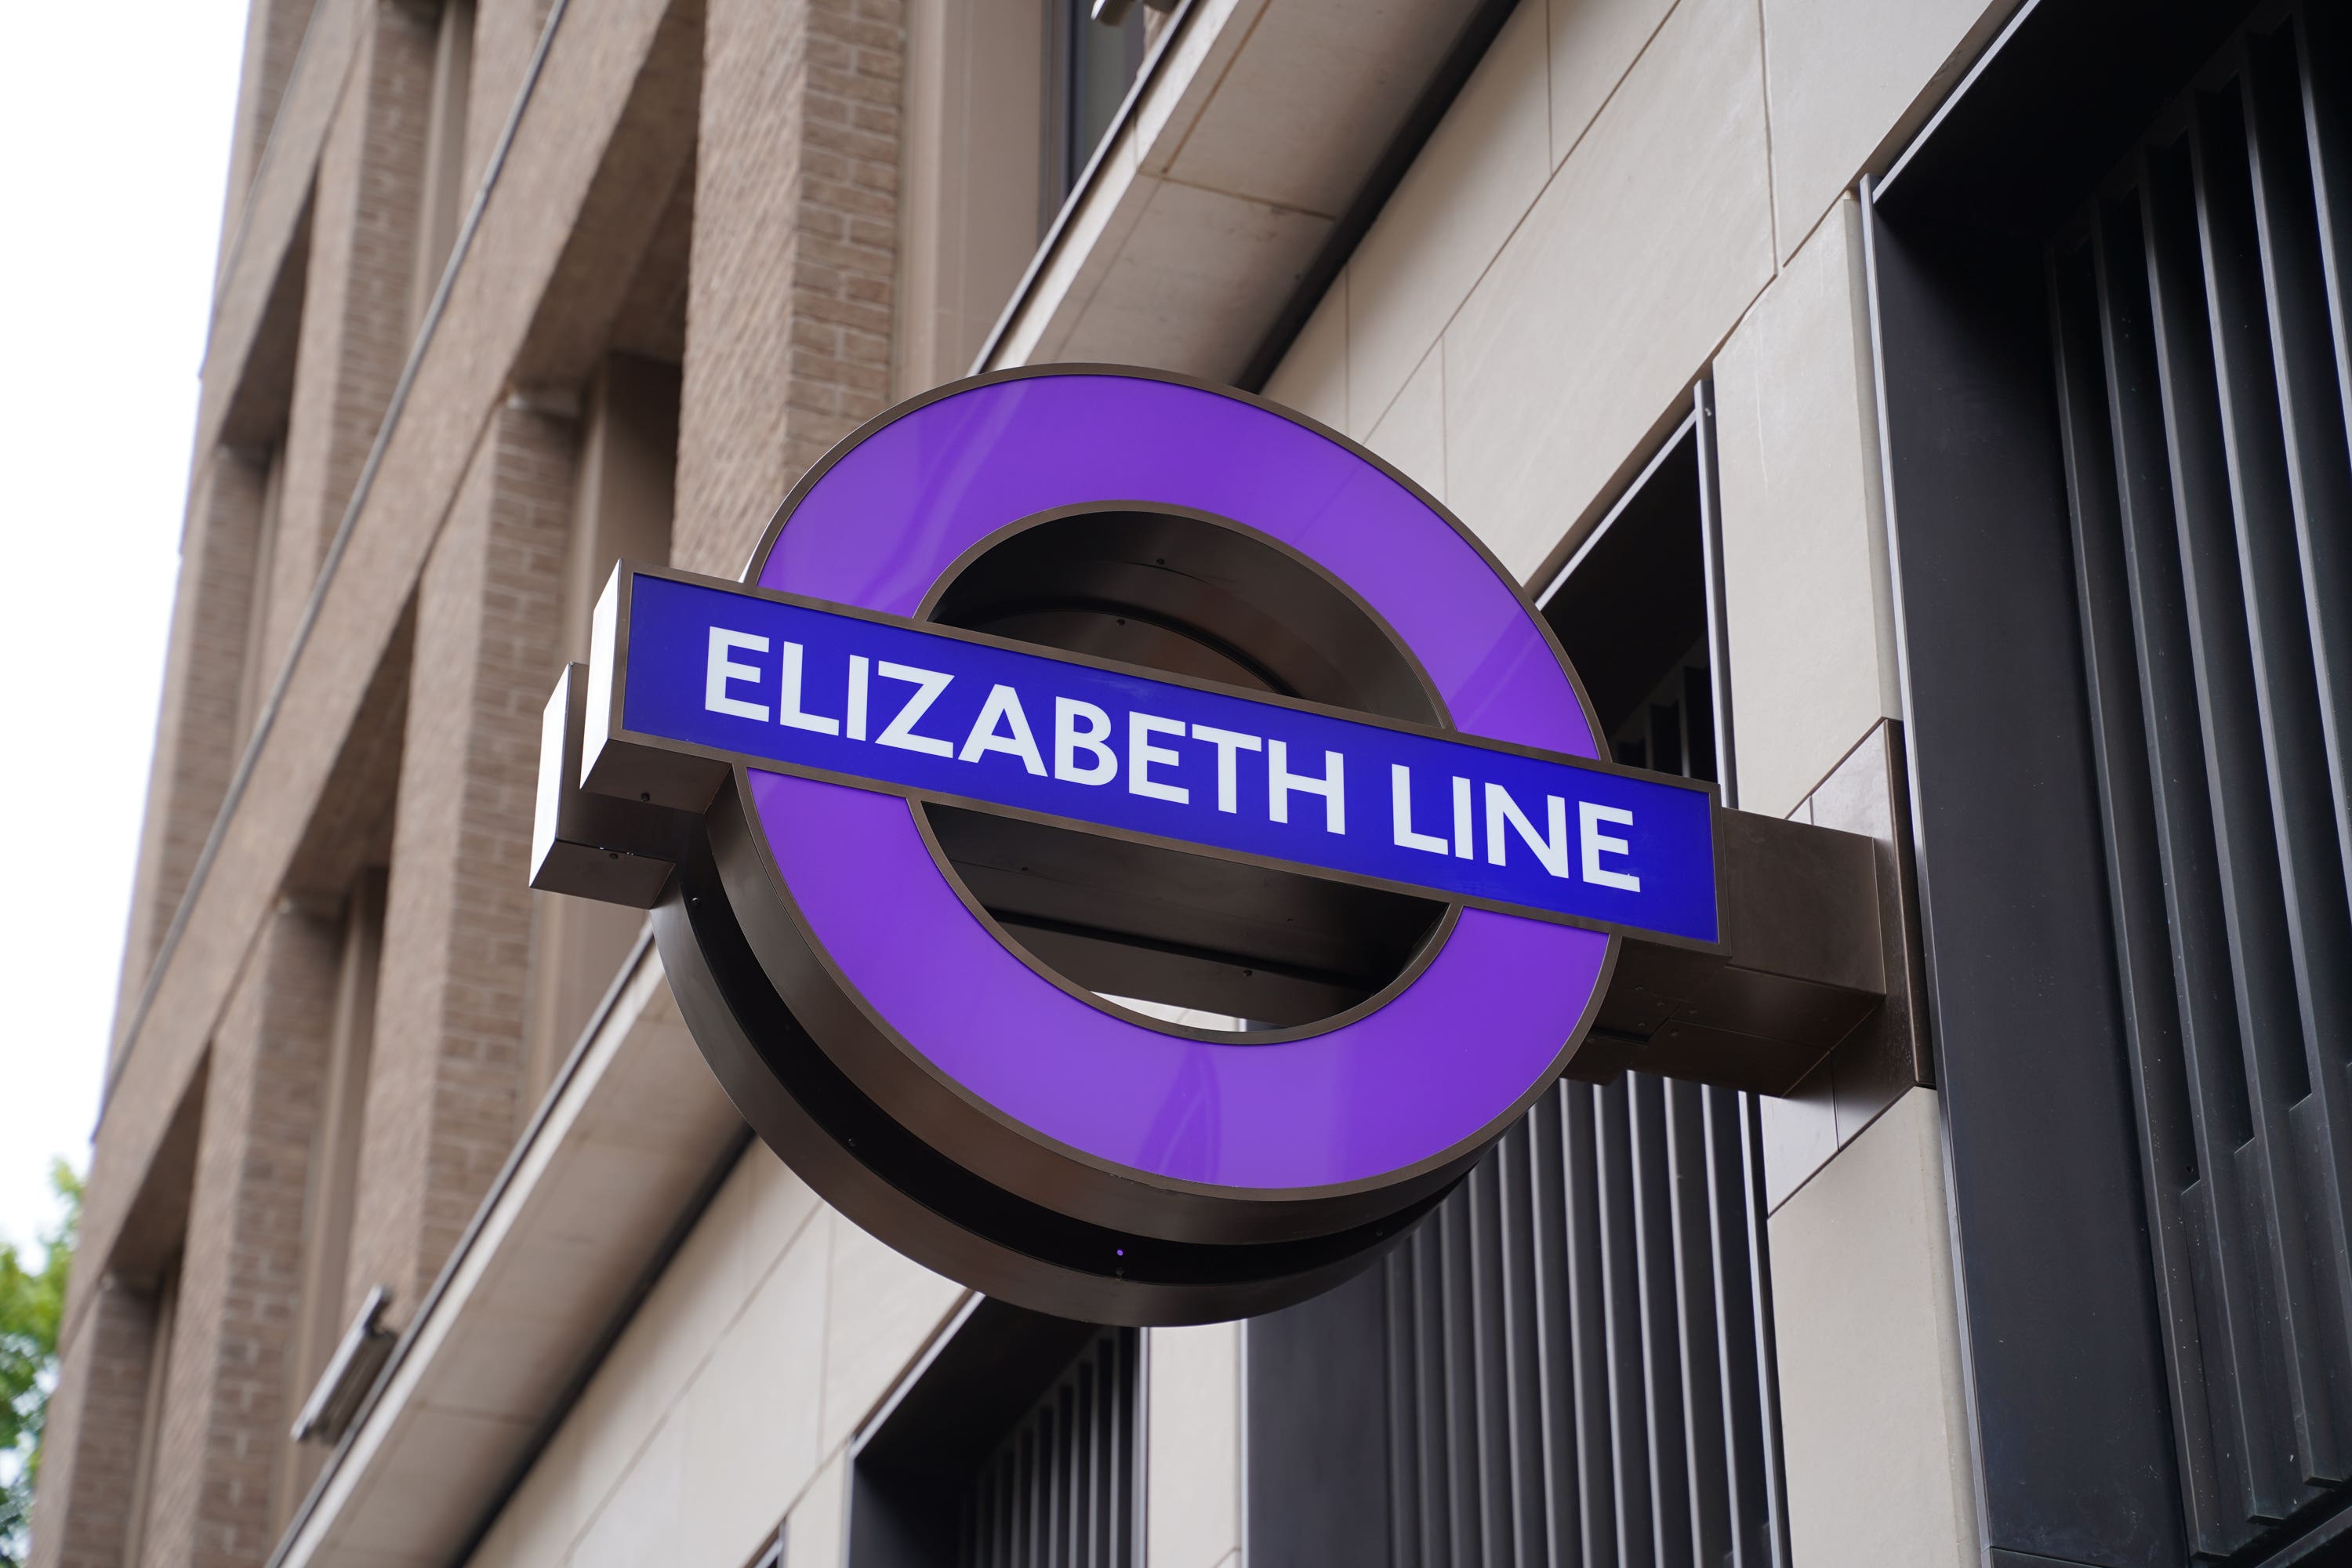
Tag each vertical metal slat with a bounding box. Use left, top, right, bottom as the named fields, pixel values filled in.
left=1495, top=1123, right=1549, bottom=1566
left=2185, top=85, right=2342, bottom=1501
left=2143, top=132, right=2311, bottom=1523
left=2053, top=223, right=2234, bottom=1555
left=2292, top=1, right=2352, bottom=888
left=2234, top=30, right=2352, bottom=1486
left=1528, top=1087, right=1581, bottom=1566
left=1595, top=1080, right=1655, bottom=1565
left=1628, top=1074, right=1693, bottom=1567
left=1564, top=1080, right=1617, bottom=1565
left=1666, top=1078, right=1733, bottom=1564
left=1466, top=1157, right=1516, bottom=1566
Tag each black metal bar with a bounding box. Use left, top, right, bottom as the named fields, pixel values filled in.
left=2176, top=92, right=2336, bottom=1510
left=1668, top=1079, right=1731, bottom=1564
left=1441, top=1200, right=1478, bottom=1568
left=2292, top=1, right=2352, bottom=891
left=1733, top=1092, right=1790, bottom=1567
left=1595, top=1081, right=1653, bottom=1566
left=2226, top=31, right=2352, bottom=1488
left=2054, top=218, right=2233, bottom=1555
left=1465, top=1160, right=1513, bottom=1565
left=1564, top=1082, right=1617, bottom=1565
left=1494, top=1127, right=1547, bottom=1566
left=1414, top=1219, right=1450, bottom=1568
left=1528, top=1087, right=1579, bottom=1566
left=2144, top=132, right=2310, bottom=1524
left=1628, top=1074, right=1691, bottom=1566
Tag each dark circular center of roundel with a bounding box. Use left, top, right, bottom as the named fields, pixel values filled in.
left=916, top=506, right=1450, bottom=1033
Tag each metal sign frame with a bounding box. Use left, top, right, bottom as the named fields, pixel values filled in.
left=531, top=365, right=1889, bottom=1323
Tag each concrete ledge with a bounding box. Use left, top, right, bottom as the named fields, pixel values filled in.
left=980, top=0, right=1485, bottom=379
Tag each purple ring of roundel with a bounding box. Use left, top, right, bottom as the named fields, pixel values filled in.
left=748, top=373, right=1608, bottom=1191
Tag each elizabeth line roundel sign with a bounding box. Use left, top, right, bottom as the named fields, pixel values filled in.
left=534, top=366, right=1720, bottom=1325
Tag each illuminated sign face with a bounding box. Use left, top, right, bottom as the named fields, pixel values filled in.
left=612, top=574, right=1717, bottom=942
left=540, top=368, right=1722, bottom=1325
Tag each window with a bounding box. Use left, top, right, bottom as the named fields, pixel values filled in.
left=1040, top=0, right=1144, bottom=234
left=850, top=1301, right=1140, bottom=1568
left=278, top=868, right=386, bottom=1522
left=411, top=0, right=477, bottom=332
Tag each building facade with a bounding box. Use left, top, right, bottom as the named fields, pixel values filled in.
left=32, top=0, right=2352, bottom=1564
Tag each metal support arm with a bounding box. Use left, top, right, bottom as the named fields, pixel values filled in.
left=533, top=655, right=1901, bottom=1098
left=1571, top=811, right=1894, bottom=1097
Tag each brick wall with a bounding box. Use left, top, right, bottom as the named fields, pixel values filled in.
left=24, top=1280, right=161, bottom=1568
left=111, top=452, right=268, bottom=1047
left=136, top=912, right=338, bottom=1568
left=222, top=0, right=325, bottom=246
left=265, top=0, right=435, bottom=679
left=46, top=0, right=919, bottom=1559
left=467, top=0, right=555, bottom=193
left=349, top=402, right=575, bottom=1316
left=673, top=0, right=904, bottom=575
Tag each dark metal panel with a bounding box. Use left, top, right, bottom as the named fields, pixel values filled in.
left=1879, top=3, right=2352, bottom=1559
left=1563, top=1084, right=1618, bottom=1566
left=2054, top=216, right=2241, bottom=1555
left=2198, top=60, right=2352, bottom=1493
left=1667, top=1080, right=1731, bottom=1565
left=1595, top=1080, right=1655, bottom=1568
left=1494, top=1131, right=1548, bottom=1568
left=1866, top=166, right=2186, bottom=1568
left=2153, top=107, right=2332, bottom=1514
left=2288, top=2, right=2352, bottom=877
left=1720, top=1091, right=1785, bottom=1566
left=1249, top=1070, right=1785, bottom=1568
left=1242, top=1262, right=1392, bottom=1568
left=1629, top=1073, right=1692, bottom=1567
left=1527, top=1090, right=1581, bottom=1563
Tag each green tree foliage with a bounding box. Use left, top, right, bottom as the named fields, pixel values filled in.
left=0, top=1162, right=80, bottom=1568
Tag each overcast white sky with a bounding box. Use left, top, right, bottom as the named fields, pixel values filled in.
left=0, top=1, right=251, bottom=1254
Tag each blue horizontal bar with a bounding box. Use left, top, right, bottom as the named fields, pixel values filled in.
left=621, top=573, right=1717, bottom=944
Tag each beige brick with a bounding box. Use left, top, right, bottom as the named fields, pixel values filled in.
left=266, top=1, right=437, bottom=678
left=470, top=0, right=557, bottom=194
left=674, top=0, right=907, bottom=576
left=220, top=0, right=326, bottom=249
left=351, top=404, right=575, bottom=1316
left=137, top=910, right=339, bottom=1568
left=71, top=0, right=679, bottom=1353
left=112, top=451, right=268, bottom=1042
left=26, top=1279, right=162, bottom=1568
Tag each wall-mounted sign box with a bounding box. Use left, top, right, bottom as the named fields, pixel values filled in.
left=531, top=368, right=1895, bottom=1323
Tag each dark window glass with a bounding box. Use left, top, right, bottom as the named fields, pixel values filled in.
left=851, top=1303, right=1139, bottom=1568
left=1042, top=0, right=1145, bottom=234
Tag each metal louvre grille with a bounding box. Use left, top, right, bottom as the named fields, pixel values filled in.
left=1378, top=1078, right=1784, bottom=1568
left=2049, top=3, right=2352, bottom=1557
left=1374, top=1086, right=1778, bottom=1568
left=1375, top=631, right=1784, bottom=1568
left=955, top=1328, right=1135, bottom=1568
